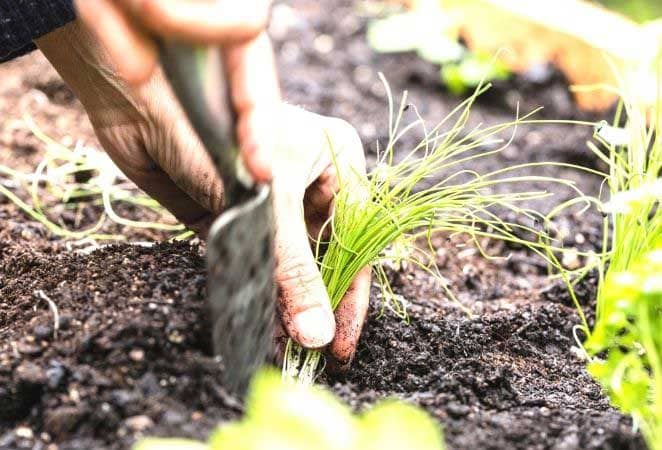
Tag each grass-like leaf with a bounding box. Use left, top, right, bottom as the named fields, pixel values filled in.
left=284, top=77, right=592, bottom=383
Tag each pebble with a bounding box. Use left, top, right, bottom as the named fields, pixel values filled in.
left=562, top=248, right=581, bottom=270
left=313, top=34, right=334, bottom=54
left=110, top=389, right=139, bottom=409
left=58, top=314, right=72, bottom=330
left=17, top=341, right=42, bottom=356
left=44, top=406, right=86, bottom=434
left=161, top=410, right=185, bottom=426
left=446, top=403, right=470, bottom=418
left=15, top=427, right=33, bottom=439
left=124, top=415, right=154, bottom=432
left=167, top=330, right=184, bottom=344
left=46, top=362, right=66, bottom=389
left=16, top=362, right=46, bottom=385
left=137, top=372, right=162, bottom=396
left=34, top=324, right=53, bottom=340
left=129, top=349, right=145, bottom=362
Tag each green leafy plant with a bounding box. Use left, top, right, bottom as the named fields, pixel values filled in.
left=366, top=0, right=509, bottom=95
left=134, top=369, right=445, bottom=450
left=586, top=90, right=662, bottom=449
left=284, top=77, right=596, bottom=384
left=584, top=245, right=662, bottom=450
left=555, top=55, right=662, bottom=450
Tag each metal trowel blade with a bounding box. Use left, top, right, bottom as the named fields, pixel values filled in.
left=206, top=185, right=276, bottom=394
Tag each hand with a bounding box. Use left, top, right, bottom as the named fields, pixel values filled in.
left=74, top=0, right=278, bottom=183
left=36, top=20, right=371, bottom=368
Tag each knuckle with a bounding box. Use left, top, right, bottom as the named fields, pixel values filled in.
left=138, top=0, right=167, bottom=23
left=325, top=118, right=366, bottom=170
left=275, top=253, right=319, bottom=287
left=274, top=252, right=329, bottom=314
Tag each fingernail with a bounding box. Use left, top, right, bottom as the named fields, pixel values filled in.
left=293, top=307, right=335, bottom=349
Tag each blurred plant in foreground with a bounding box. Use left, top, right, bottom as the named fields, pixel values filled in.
left=585, top=246, right=662, bottom=450
left=134, top=369, right=445, bottom=450
left=556, top=54, right=661, bottom=450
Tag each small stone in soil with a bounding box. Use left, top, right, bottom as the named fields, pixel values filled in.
left=446, top=403, right=471, bottom=418
left=124, top=415, right=154, bottom=432
left=129, top=348, right=145, bottom=362
left=15, top=427, right=33, bottom=439
left=58, top=314, right=72, bottom=330
left=17, top=341, right=42, bottom=356
left=44, top=406, right=87, bottom=434
left=161, top=410, right=185, bottom=426
left=16, top=361, right=46, bottom=385
left=46, top=362, right=66, bottom=389
left=110, top=389, right=140, bottom=409
left=33, top=324, right=53, bottom=340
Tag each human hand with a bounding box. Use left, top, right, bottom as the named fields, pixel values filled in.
left=74, top=0, right=278, bottom=183
left=36, top=20, right=371, bottom=368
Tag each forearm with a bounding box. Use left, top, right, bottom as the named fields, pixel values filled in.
left=0, top=0, right=75, bottom=62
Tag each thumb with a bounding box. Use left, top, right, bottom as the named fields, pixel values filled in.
left=272, top=187, right=335, bottom=349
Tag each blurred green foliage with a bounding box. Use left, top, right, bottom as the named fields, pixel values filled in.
left=586, top=245, right=662, bottom=450
left=134, top=370, right=445, bottom=450
left=596, top=0, right=662, bottom=23
left=366, top=1, right=509, bottom=94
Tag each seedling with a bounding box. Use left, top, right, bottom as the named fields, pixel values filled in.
left=366, top=0, right=509, bottom=95
left=284, top=77, right=595, bottom=384
left=585, top=246, right=662, bottom=450
left=555, top=55, right=661, bottom=450
left=0, top=116, right=189, bottom=241
left=134, top=369, right=445, bottom=450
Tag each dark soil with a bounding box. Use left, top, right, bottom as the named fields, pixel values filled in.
left=0, top=1, right=645, bottom=449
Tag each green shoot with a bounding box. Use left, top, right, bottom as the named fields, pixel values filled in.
left=568, top=54, right=662, bottom=450
left=568, top=53, right=662, bottom=327
left=0, top=116, right=186, bottom=241
left=134, top=369, right=445, bottom=450
left=585, top=245, right=662, bottom=450
left=284, top=77, right=593, bottom=384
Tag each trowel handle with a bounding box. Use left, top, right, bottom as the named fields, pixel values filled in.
left=158, top=41, right=256, bottom=208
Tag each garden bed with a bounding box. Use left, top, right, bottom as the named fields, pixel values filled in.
left=0, top=0, right=647, bottom=449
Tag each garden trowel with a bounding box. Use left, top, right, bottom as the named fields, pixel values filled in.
left=158, top=42, right=276, bottom=395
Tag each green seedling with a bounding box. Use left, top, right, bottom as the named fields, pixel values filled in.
left=553, top=55, right=661, bottom=450
left=587, top=82, right=662, bottom=450
left=134, top=369, right=445, bottom=450
left=0, top=116, right=188, bottom=241
left=366, top=0, right=510, bottom=95
left=568, top=56, right=662, bottom=332
left=284, top=77, right=596, bottom=384
left=585, top=245, right=662, bottom=450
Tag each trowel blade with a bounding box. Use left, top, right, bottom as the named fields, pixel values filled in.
left=206, top=185, right=276, bottom=394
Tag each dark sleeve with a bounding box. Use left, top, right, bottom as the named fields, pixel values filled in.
left=0, top=0, right=76, bottom=63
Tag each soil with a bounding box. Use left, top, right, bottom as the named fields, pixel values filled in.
left=0, top=1, right=646, bottom=449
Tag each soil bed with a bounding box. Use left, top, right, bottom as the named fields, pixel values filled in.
left=0, top=1, right=646, bottom=449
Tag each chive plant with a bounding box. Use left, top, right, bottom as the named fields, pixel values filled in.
left=591, top=93, right=662, bottom=318
left=284, top=77, right=592, bottom=384
left=575, top=63, right=661, bottom=450
left=0, top=115, right=189, bottom=241
left=585, top=246, right=661, bottom=450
